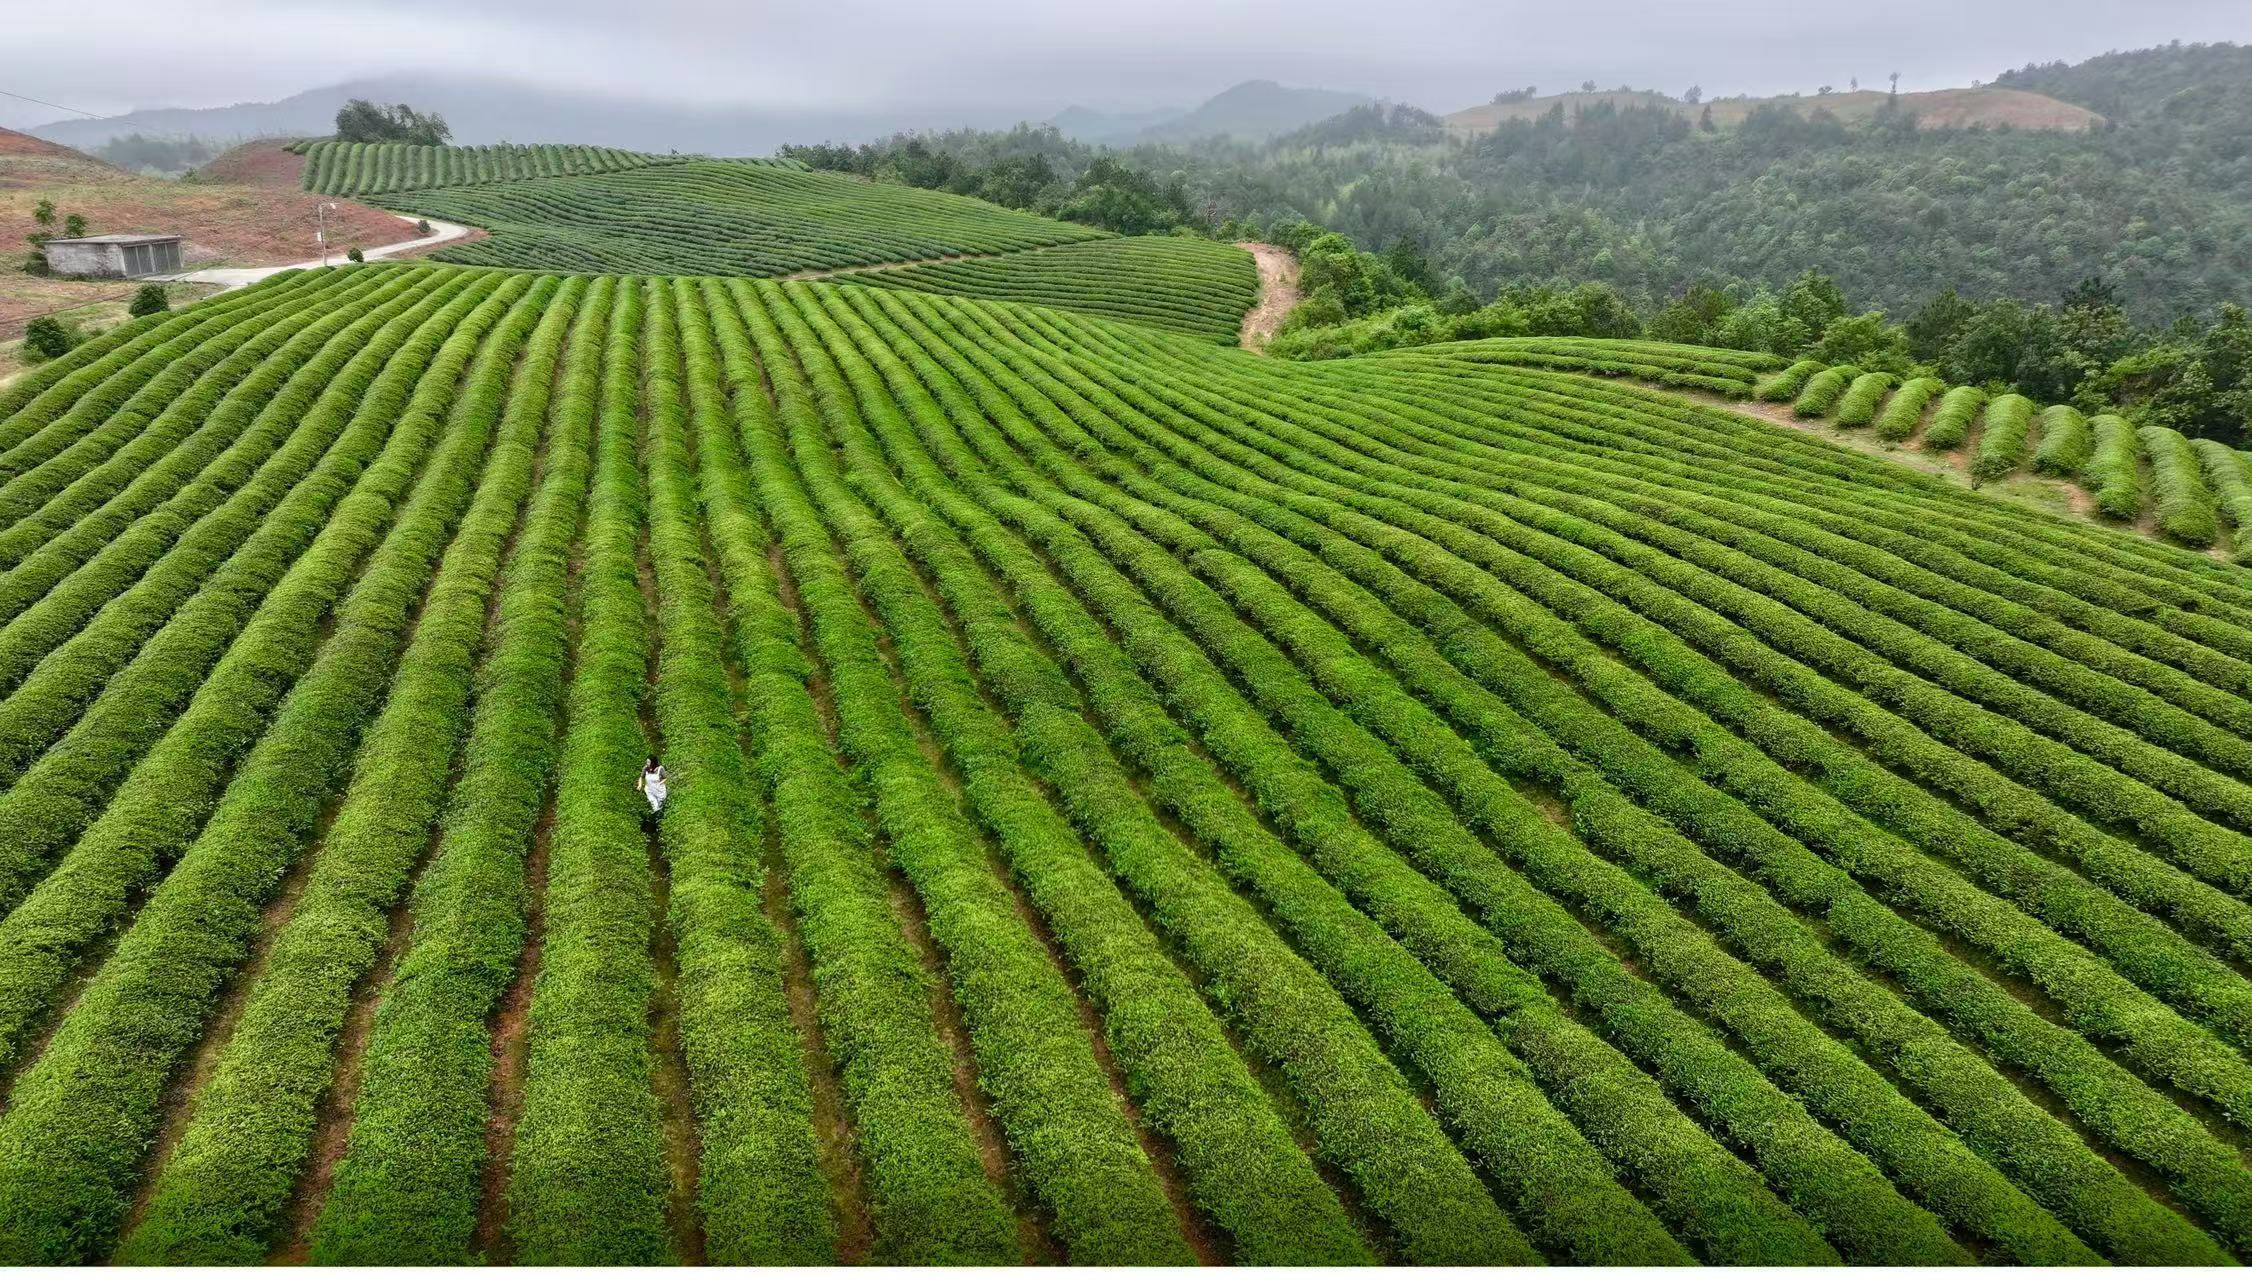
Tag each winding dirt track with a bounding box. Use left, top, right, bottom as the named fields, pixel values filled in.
left=1235, top=242, right=1300, bottom=351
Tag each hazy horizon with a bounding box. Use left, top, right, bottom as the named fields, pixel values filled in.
left=3, top=0, right=2247, bottom=134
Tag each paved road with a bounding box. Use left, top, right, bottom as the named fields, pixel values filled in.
left=160, top=212, right=473, bottom=291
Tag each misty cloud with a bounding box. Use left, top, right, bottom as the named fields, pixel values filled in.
left=3, top=0, right=2246, bottom=131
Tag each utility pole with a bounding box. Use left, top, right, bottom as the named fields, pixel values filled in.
left=317, top=201, right=336, bottom=266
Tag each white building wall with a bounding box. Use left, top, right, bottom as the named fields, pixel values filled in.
left=45, top=243, right=121, bottom=277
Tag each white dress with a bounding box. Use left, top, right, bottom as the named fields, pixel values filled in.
left=641, top=766, right=668, bottom=813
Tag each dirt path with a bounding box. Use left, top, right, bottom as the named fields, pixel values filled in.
left=475, top=765, right=554, bottom=1261
left=160, top=213, right=476, bottom=292
left=1235, top=242, right=1300, bottom=351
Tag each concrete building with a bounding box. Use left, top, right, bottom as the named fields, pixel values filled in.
left=43, top=233, right=183, bottom=279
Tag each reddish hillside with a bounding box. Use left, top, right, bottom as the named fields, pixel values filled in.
left=1, top=137, right=408, bottom=336
left=0, top=127, right=105, bottom=163
left=194, top=137, right=310, bottom=188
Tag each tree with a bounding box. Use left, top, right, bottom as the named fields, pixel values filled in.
left=2057, top=275, right=2135, bottom=382
left=973, top=154, right=1057, bottom=210
left=23, top=316, right=79, bottom=360
left=2062, top=274, right=2119, bottom=312
left=1813, top=311, right=1911, bottom=372
left=1434, top=279, right=1481, bottom=315
left=334, top=99, right=451, bottom=146
left=1907, top=288, right=1977, bottom=361
left=1380, top=236, right=1435, bottom=293
left=1580, top=80, right=1598, bottom=93
left=345, top=246, right=364, bottom=263
left=2092, top=342, right=2210, bottom=430
left=1709, top=290, right=1811, bottom=355
left=61, top=214, right=87, bottom=239
left=2204, top=305, right=2252, bottom=438
left=1782, top=269, right=1848, bottom=337
left=1298, top=232, right=1424, bottom=318
left=1057, top=157, right=1191, bottom=235
left=26, top=201, right=58, bottom=251
left=1699, top=105, right=1718, bottom=133
left=127, top=284, right=170, bottom=317
left=1889, top=71, right=1901, bottom=96
left=1648, top=280, right=1733, bottom=343
left=1683, top=85, right=1703, bottom=105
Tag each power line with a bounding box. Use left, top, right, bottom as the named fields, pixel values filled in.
left=0, top=86, right=116, bottom=120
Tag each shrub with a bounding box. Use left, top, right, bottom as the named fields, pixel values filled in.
left=127, top=285, right=170, bottom=318
left=2138, top=424, right=2219, bottom=547
left=345, top=246, right=365, bottom=263
left=1831, top=371, right=1895, bottom=427
left=1756, top=358, right=1823, bottom=401
left=2082, top=414, right=2143, bottom=519
left=22, top=315, right=81, bottom=361
left=2031, top=405, right=2091, bottom=475
left=1920, top=385, right=1986, bottom=450
left=1969, top=394, right=2034, bottom=481
left=1873, top=376, right=1942, bottom=440
left=1790, top=364, right=1860, bottom=418
left=2192, top=438, right=2252, bottom=563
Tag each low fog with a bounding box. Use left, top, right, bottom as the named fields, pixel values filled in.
left=2, top=0, right=2245, bottom=136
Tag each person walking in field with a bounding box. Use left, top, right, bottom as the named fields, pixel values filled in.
left=637, top=756, right=669, bottom=827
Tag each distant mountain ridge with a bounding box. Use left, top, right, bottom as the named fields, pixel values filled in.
left=33, top=73, right=1380, bottom=160
left=1051, top=80, right=1377, bottom=145
left=1135, top=80, right=1374, bottom=143
left=1049, top=104, right=1188, bottom=144
left=26, top=73, right=1048, bottom=157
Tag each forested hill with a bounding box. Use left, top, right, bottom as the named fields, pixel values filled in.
left=1235, top=43, right=2252, bottom=325
left=852, top=43, right=2249, bottom=328
left=1991, top=42, right=2252, bottom=204
left=1994, top=41, right=2252, bottom=124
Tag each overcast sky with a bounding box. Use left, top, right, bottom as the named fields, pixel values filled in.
left=2, top=0, right=2246, bottom=130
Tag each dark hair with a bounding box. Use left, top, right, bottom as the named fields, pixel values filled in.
left=645, top=755, right=659, bottom=769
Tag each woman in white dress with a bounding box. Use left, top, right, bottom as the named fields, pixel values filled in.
left=637, top=756, right=669, bottom=819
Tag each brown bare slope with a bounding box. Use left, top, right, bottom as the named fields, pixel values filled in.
left=193, top=138, right=311, bottom=189
left=0, top=135, right=400, bottom=336
left=0, top=127, right=114, bottom=165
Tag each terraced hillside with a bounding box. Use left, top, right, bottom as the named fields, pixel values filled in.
left=290, top=139, right=701, bottom=199
left=345, top=159, right=1108, bottom=276
left=1744, top=357, right=2252, bottom=557
left=1374, top=337, right=1788, bottom=396
left=844, top=236, right=1259, bottom=343
left=287, top=141, right=1254, bottom=339
left=0, top=262, right=2250, bottom=1265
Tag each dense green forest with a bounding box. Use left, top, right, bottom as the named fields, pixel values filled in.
left=788, top=41, right=2252, bottom=440
left=794, top=42, right=2250, bottom=325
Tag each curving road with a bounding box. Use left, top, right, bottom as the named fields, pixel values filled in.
left=160, top=212, right=475, bottom=291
